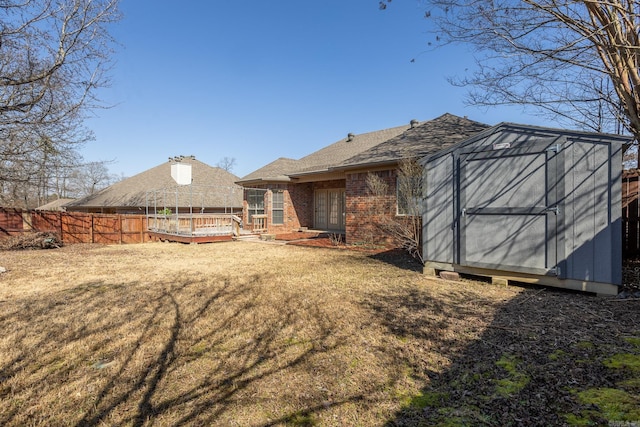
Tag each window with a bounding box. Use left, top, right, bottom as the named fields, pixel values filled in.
left=272, top=190, right=284, bottom=224
left=247, top=190, right=264, bottom=222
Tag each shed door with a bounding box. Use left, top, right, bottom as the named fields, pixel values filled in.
left=458, top=139, right=564, bottom=277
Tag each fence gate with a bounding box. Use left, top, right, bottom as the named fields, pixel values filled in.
left=458, top=139, right=565, bottom=277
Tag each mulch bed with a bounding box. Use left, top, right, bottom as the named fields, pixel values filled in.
left=623, top=259, right=640, bottom=290
left=273, top=231, right=322, bottom=241
left=275, top=232, right=394, bottom=254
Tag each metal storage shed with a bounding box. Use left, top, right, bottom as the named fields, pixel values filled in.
left=421, top=122, right=631, bottom=296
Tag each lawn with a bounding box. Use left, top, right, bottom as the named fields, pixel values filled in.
left=0, top=241, right=639, bottom=426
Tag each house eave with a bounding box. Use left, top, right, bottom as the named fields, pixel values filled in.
left=288, top=168, right=332, bottom=178
left=235, top=176, right=293, bottom=186
left=330, top=159, right=398, bottom=172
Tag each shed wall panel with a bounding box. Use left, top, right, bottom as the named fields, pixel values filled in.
left=565, top=141, right=621, bottom=284
left=592, top=143, right=613, bottom=283
left=423, top=153, right=455, bottom=263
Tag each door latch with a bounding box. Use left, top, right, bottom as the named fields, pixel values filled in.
left=545, top=206, right=560, bottom=215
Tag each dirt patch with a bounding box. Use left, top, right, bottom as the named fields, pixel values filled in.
left=0, top=242, right=638, bottom=426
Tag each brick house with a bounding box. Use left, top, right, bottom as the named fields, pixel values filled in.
left=236, top=113, right=489, bottom=245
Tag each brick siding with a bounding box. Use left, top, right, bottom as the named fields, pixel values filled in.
left=346, top=169, right=400, bottom=246
left=242, top=172, right=404, bottom=246
left=243, top=183, right=314, bottom=234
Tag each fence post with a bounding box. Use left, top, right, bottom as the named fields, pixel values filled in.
left=22, top=210, right=32, bottom=232
left=58, top=211, right=64, bottom=243
left=90, top=214, right=94, bottom=244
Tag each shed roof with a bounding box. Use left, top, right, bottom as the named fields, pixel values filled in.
left=66, top=157, right=243, bottom=209
left=422, top=122, right=633, bottom=164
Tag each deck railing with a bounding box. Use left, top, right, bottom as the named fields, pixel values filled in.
left=147, top=213, right=241, bottom=237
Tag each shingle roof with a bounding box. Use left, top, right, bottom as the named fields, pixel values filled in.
left=336, top=113, right=490, bottom=169
left=291, top=124, right=411, bottom=175
left=236, top=157, right=300, bottom=183
left=66, top=158, right=243, bottom=209
left=36, top=198, right=74, bottom=211
left=237, top=124, right=411, bottom=183
left=238, top=114, right=490, bottom=183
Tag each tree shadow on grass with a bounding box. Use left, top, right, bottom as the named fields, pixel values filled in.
left=368, top=249, right=424, bottom=273
left=0, top=271, right=374, bottom=426
left=367, top=283, right=640, bottom=426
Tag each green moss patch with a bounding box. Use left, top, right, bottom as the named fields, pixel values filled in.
left=549, top=349, right=567, bottom=361
left=575, top=341, right=595, bottom=350
left=284, top=411, right=317, bottom=426
left=623, top=337, right=640, bottom=348
left=604, top=353, right=640, bottom=373
left=495, top=354, right=530, bottom=397
left=576, top=388, right=640, bottom=422
left=405, top=390, right=449, bottom=409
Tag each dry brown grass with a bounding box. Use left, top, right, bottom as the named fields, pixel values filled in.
left=1, top=242, right=637, bottom=426
left=0, top=242, right=516, bottom=426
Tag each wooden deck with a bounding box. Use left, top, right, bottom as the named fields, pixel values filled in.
left=148, top=231, right=234, bottom=244
left=146, top=213, right=241, bottom=244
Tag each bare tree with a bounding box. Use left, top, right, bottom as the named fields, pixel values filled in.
left=67, top=160, right=118, bottom=197
left=0, top=0, right=121, bottom=198
left=216, top=157, right=237, bottom=172
left=381, top=0, right=639, bottom=141
left=366, top=159, right=424, bottom=261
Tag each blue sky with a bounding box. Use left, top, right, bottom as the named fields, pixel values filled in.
left=84, top=0, right=547, bottom=179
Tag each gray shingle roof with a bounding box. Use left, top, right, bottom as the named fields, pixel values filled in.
left=36, top=198, right=74, bottom=211
left=336, top=113, right=490, bottom=169
left=238, top=113, right=490, bottom=183
left=236, top=157, right=300, bottom=183
left=290, top=124, right=411, bottom=175
left=66, top=158, right=243, bottom=209
left=237, top=124, right=411, bottom=183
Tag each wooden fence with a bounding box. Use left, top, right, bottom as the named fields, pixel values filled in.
left=0, top=208, right=151, bottom=244
left=623, top=171, right=640, bottom=258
